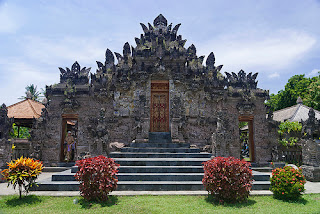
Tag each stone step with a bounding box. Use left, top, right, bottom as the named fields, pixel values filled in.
left=113, top=158, right=210, bottom=166
left=42, top=167, right=71, bottom=172
left=57, top=162, right=75, bottom=167
left=121, top=148, right=200, bottom=153
left=55, top=170, right=270, bottom=182
left=149, top=132, right=172, bottom=143
left=32, top=180, right=270, bottom=191
left=72, top=166, right=204, bottom=173
left=129, top=143, right=190, bottom=148
left=53, top=172, right=204, bottom=182
left=252, top=171, right=271, bottom=181
left=251, top=167, right=273, bottom=172
left=109, top=152, right=212, bottom=158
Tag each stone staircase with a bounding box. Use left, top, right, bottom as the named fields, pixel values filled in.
left=32, top=133, right=271, bottom=191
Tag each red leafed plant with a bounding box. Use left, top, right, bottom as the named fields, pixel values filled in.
left=202, top=156, right=253, bottom=203
left=75, top=155, right=120, bottom=201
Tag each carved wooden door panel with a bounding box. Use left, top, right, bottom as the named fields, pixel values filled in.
left=150, top=81, right=169, bottom=132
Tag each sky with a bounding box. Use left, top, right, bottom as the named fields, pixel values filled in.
left=0, top=0, right=320, bottom=106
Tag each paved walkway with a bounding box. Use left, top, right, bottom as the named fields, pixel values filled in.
left=1, top=172, right=320, bottom=197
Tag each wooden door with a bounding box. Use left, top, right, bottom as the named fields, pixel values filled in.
left=150, top=81, right=169, bottom=132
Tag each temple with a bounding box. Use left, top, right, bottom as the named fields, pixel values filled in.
left=7, top=14, right=273, bottom=166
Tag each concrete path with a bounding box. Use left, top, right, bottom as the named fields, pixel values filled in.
left=1, top=172, right=320, bottom=197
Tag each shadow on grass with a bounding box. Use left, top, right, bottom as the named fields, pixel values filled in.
left=79, top=195, right=118, bottom=209
left=5, top=195, right=42, bottom=207
left=273, top=196, right=308, bottom=205
left=205, top=194, right=256, bottom=208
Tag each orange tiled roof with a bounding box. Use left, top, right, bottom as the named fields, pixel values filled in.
left=7, top=99, right=45, bottom=119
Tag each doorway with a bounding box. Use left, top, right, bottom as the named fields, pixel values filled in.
left=150, top=80, right=169, bottom=132
left=239, top=116, right=254, bottom=162
left=60, top=114, right=78, bottom=162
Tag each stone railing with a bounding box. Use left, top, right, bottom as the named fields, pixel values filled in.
left=278, top=145, right=302, bottom=165
left=12, top=139, right=31, bottom=160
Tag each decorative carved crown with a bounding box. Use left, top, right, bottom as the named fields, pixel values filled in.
left=59, top=61, right=91, bottom=85
left=225, top=70, right=258, bottom=89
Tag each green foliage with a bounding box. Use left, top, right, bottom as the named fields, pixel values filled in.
left=1, top=194, right=320, bottom=213
left=266, top=74, right=320, bottom=111
left=9, top=123, right=30, bottom=139
left=19, top=84, right=41, bottom=101
left=304, top=76, right=320, bottom=110
left=278, top=121, right=302, bottom=147
left=270, top=166, right=306, bottom=200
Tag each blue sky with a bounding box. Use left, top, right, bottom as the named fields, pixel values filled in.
left=1, top=0, right=320, bottom=105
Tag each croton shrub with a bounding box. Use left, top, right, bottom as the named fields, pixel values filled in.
left=270, top=166, right=306, bottom=200
left=75, top=155, right=120, bottom=201
left=1, top=156, right=43, bottom=198
left=202, top=156, right=253, bottom=203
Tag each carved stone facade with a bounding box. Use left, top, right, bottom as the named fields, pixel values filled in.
left=0, top=104, right=13, bottom=173
left=30, top=15, right=271, bottom=166
left=300, top=108, right=320, bottom=181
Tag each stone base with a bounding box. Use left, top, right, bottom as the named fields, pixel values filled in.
left=272, top=162, right=286, bottom=169
left=133, top=139, right=149, bottom=143
left=302, top=165, right=320, bottom=181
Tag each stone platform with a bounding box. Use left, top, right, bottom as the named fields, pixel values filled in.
left=31, top=139, right=271, bottom=191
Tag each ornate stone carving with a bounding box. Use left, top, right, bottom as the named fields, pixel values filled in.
left=59, top=61, right=91, bottom=85
left=0, top=104, right=13, bottom=139
left=225, top=70, right=258, bottom=89
left=301, top=108, right=319, bottom=139
left=60, top=84, right=80, bottom=110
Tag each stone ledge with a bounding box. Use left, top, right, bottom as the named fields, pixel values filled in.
left=302, top=165, right=320, bottom=181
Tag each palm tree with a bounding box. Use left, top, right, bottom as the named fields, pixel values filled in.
left=19, top=84, right=41, bottom=101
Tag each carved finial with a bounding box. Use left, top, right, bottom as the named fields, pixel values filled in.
left=105, top=49, right=115, bottom=64
left=206, top=52, right=215, bottom=68
left=153, top=14, right=167, bottom=27
left=114, top=52, right=123, bottom=62
left=123, top=42, right=131, bottom=57
left=140, top=23, right=148, bottom=33
left=1, top=103, right=6, bottom=109
left=308, top=108, right=315, bottom=120
left=26, top=91, right=32, bottom=99
left=148, top=23, right=154, bottom=31
left=296, top=97, right=303, bottom=104
left=187, top=44, right=196, bottom=58
left=71, top=61, right=80, bottom=74
left=172, top=23, right=181, bottom=34
left=42, top=97, right=48, bottom=105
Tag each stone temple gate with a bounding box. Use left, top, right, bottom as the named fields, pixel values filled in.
left=30, top=14, right=271, bottom=166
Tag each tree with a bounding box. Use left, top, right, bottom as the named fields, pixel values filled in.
left=304, top=75, right=320, bottom=110
left=19, top=84, right=41, bottom=101
left=266, top=75, right=317, bottom=111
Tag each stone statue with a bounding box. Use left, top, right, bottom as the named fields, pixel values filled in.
left=64, top=131, right=76, bottom=162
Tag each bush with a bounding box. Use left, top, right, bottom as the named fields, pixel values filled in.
left=202, top=156, right=253, bottom=203
left=1, top=156, right=43, bottom=199
left=270, top=166, right=306, bottom=200
left=75, top=155, right=120, bottom=201
left=278, top=121, right=302, bottom=147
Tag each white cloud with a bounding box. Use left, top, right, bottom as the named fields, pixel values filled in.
left=20, top=36, right=108, bottom=68
left=196, top=29, right=317, bottom=75
left=268, top=72, right=280, bottom=78
left=0, top=59, right=58, bottom=106
left=0, top=2, right=23, bottom=33
left=306, top=69, right=320, bottom=77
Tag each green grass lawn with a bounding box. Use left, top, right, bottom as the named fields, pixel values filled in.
left=0, top=194, right=319, bottom=214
